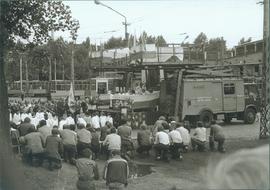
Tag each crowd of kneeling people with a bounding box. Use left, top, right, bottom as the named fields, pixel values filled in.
left=9, top=111, right=226, bottom=190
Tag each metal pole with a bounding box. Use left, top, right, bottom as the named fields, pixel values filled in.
left=54, top=58, right=57, bottom=90
left=49, top=58, right=52, bottom=82
left=25, top=60, right=28, bottom=93
left=20, top=55, right=23, bottom=93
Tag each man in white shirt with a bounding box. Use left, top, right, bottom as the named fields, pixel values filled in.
left=169, top=126, right=183, bottom=160
left=77, top=115, right=87, bottom=128
left=91, top=112, right=100, bottom=130
left=20, top=110, right=30, bottom=122
left=176, top=122, right=191, bottom=152
left=99, top=112, right=107, bottom=128
left=83, top=111, right=92, bottom=125
left=191, top=121, right=207, bottom=152
left=30, top=113, right=39, bottom=128
left=154, top=126, right=170, bottom=162
left=13, top=110, right=21, bottom=126
left=36, top=110, right=45, bottom=121
left=106, top=113, right=113, bottom=125
left=59, top=116, right=67, bottom=130
left=66, top=113, right=75, bottom=125
left=103, top=127, right=121, bottom=159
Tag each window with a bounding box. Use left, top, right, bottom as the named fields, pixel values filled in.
left=255, top=65, right=259, bottom=73
left=224, top=83, right=235, bottom=95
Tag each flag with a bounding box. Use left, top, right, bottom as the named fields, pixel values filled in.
left=68, top=82, right=75, bottom=113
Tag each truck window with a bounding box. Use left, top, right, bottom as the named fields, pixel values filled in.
left=224, top=83, right=235, bottom=95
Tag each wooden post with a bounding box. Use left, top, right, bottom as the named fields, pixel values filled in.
left=174, top=70, right=183, bottom=122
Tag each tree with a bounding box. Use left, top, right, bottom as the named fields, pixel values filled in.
left=0, top=1, right=79, bottom=189
left=194, top=32, right=208, bottom=45
left=104, top=36, right=126, bottom=49
left=155, top=35, right=167, bottom=46
left=238, top=37, right=252, bottom=45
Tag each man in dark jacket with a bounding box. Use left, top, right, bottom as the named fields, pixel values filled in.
left=209, top=120, right=226, bottom=153
left=117, top=119, right=133, bottom=159
left=137, top=124, right=152, bottom=155
left=103, top=150, right=129, bottom=189
left=45, top=128, right=63, bottom=171
left=19, top=117, right=35, bottom=136
left=19, top=127, right=44, bottom=166
left=76, top=149, right=99, bottom=190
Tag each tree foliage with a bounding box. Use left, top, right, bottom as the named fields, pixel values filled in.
left=104, top=36, right=126, bottom=49
left=1, top=0, right=79, bottom=45
left=238, top=37, right=252, bottom=45
left=0, top=2, right=79, bottom=189
left=194, top=32, right=208, bottom=45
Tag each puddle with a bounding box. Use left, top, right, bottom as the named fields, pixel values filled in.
left=128, top=161, right=154, bottom=178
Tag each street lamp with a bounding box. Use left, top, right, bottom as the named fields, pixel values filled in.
left=94, top=0, right=128, bottom=43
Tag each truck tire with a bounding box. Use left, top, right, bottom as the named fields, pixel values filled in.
left=200, top=111, right=213, bottom=127
left=224, top=114, right=232, bottom=124
left=244, top=108, right=256, bottom=124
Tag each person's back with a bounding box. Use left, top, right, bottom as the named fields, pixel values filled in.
left=117, top=124, right=132, bottom=140
left=104, top=133, right=121, bottom=151
left=169, top=130, right=182, bottom=144
left=76, top=149, right=99, bottom=190
left=194, top=127, right=206, bottom=142
left=19, top=118, right=35, bottom=136
left=60, top=128, right=77, bottom=145
left=137, top=129, right=151, bottom=146
left=23, top=132, right=44, bottom=154
left=211, top=124, right=225, bottom=140
left=38, top=125, right=52, bottom=141
left=155, top=131, right=170, bottom=145
left=176, top=126, right=190, bottom=145
left=104, top=150, right=129, bottom=188
left=77, top=128, right=91, bottom=144
left=45, top=134, right=63, bottom=159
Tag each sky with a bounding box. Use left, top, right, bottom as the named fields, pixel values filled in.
left=56, top=0, right=264, bottom=48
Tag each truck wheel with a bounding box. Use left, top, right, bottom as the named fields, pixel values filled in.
left=244, top=108, right=256, bottom=124
left=200, top=111, right=213, bottom=127
left=224, top=115, right=232, bottom=124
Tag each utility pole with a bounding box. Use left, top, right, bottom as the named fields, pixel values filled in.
left=54, top=58, right=57, bottom=90
left=259, top=0, right=269, bottom=139
left=25, top=61, right=28, bottom=93
left=20, top=55, right=23, bottom=93
left=49, top=58, right=52, bottom=82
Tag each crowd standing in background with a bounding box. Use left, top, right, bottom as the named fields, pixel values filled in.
left=8, top=98, right=227, bottom=190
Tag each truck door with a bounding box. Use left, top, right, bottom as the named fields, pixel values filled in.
left=223, top=83, right=237, bottom=111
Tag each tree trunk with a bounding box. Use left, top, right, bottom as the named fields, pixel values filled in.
left=0, top=12, right=30, bottom=190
